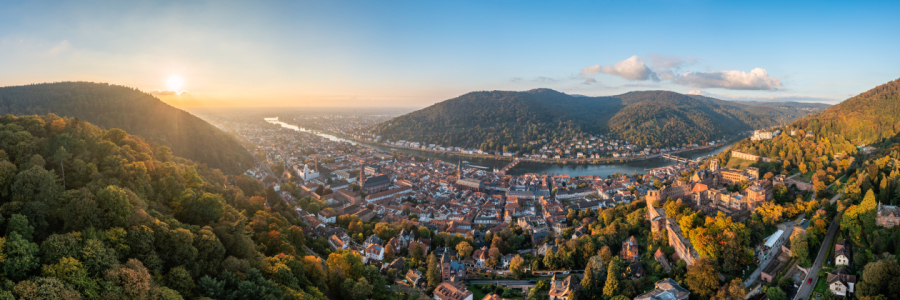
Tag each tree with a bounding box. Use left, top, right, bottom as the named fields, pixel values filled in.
left=41, top=256, right=101, bottom=299
left=165, top=266, right=196, bottom=298
left=174, top=189, right=226, bottom=225
left=603, top=257, right=621, bottom=298
left=859, top=189, right=878, bottom=232
left=510, top=255, right=525, bottom=279
left=96, top=185, right=134, bottom=228
left=0, top=160, right=16, bottom=198
left=3, top=232, right=39, bottom=281
left=766, top=286, right=787, bottom=300
left=684, top=258, right=718, bottom=299
left=105, top=259, right=156, bottom=300
left=427, top=254, right=440, bottom=289
left=384, top=243, right=395, bottom=260
left=599, top=246, right=612, bottom=264
left=580, top=255, right=606, bottom=300
left=857, top=259, right=900, bottom=297
left=487, top=247, right=501, bottom=268
left=456, top=241, right=474, bottom=257
left=6, top=214, right=34, bottom=242
left=791, top=230, right=811, bottom=267
left=711, top=279, right=746, bottom=300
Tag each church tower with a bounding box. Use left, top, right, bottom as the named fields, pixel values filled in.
left=710, top=159, right=720, bottom=172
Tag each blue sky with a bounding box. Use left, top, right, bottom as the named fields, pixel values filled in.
left=0, top=0, right=897, bottom=107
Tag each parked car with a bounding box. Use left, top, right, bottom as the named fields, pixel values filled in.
left=807, top=278, right=813, bottom=284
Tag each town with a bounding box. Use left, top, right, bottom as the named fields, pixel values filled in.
left=202, top=113, right=875, bottom=300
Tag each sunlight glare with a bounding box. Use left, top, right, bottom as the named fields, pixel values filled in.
left=167, top=76, right=183, bottom=92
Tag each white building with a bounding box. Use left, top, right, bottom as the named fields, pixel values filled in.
left=299, top=164, right=319, bottom=181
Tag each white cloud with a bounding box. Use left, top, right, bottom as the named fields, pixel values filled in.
left=686, top=90, right=706, bottom=95
left=643, top=54, right=698, bottom=70
left=150, top=89, right=188, bottom=96
left=674, top=68, right=782, bottom=90
left=581, top=56, right=659, bottom=81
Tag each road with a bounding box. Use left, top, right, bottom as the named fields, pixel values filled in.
left=466, top=280, right=535, bottom=285
left=743, top=214, right=803, bottom=288
left=794, top=194, right=842, bottom=300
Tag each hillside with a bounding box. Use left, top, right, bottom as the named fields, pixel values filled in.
left=0, top=114, right=337, bottom=299
left=795, top=77, right=900, bottom=144
left=724, top=77, right=900, bottom=189
left=374, top=89, right=828, bottom=151
left=0, top=82, right=253, bottom=174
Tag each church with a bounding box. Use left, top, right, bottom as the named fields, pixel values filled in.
left=299, top=164, right=319, bottom=181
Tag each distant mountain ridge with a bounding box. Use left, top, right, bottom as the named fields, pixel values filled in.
left=374, top=89, right=829, bottom=152
left=0, top=82, right=253, bottom=174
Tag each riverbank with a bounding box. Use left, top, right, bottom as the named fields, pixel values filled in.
left=265, top=117, right=738, bottom=177
left=361, top=138, right=731, bottom=166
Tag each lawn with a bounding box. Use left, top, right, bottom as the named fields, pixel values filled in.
left=797, top=171, right=814, bottom=183
left=813, top=275, right=829, bottom=294
left=725, top=157, right=756, bottom=170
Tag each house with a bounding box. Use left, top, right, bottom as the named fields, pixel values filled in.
left=834, top=239, right=851, bottom=267
left=441, top=250, right=467, bottom=281
left=876, top=203, right=900, bottom=228
left=361, top=174, right=391, bottom=194
left=626, top=261, right=647, bottom=279
left=382, top=257, right=405, bottom=273
left=827, top=268, right=856, bottom=297
left=364, top=244, right=385, bottom=263
left=405, top=269, right=425, bottom=288
left=408, top=240, right=429, bottom=257
left=480, top=295, right=512, bottom=300
left=654, top=249, right=672, bottom=273
left=500, top=254, right=515, bottom=268
left=363, top=235, right=383, bottom=248
left=328, top=233, right=352, bottom=251
left=318, top=210, right=337, bottom=223
left=433, top=278, right=473, bottom=300
left=621, top=236, right=640, bottom=261
left=547, top=275, right=578, bottom=300
left=635, top=278, right=690, bottom=300
left=472, top=246, right=490, bottom=267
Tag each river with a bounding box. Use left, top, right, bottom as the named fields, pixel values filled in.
left=265, top=118, right=733, bottom=177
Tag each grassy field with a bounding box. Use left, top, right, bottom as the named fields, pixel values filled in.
left=796, top=172, right=813, bottom=183
left=725, top=157, right=756, bottom=170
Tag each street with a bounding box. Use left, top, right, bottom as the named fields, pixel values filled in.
left=793, top=193, right=843, bottom=300
left=743, top=214, right=803, bottom=288
left=466, top=280, right=535, bottom=285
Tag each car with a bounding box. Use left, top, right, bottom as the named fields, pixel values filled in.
left=807, top=278, right=813, bottom=284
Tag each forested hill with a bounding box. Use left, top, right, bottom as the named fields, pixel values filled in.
left=0, top=114, right=332, bottom=299
left=0, top=82, right=252, bottom=174
left=374, top=89, right=828, bottom=151
left=793, top=77, right=900, bottom=144
left=723, top=77, right=900, bottom=191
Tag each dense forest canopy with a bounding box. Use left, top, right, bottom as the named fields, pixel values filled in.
left=374, top=89, right=828, bottom=151
left=0, top=114, right=345, bottom=299
left=0, top=82, right=253, bottom=174
left=795, top=77, right=900, bottom=145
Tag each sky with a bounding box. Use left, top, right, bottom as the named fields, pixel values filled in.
left=1, top=0, right=898, bottom=108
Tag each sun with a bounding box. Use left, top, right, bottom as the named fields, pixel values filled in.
left=166, top=75, right=184, bottom=92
